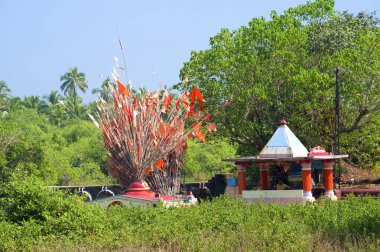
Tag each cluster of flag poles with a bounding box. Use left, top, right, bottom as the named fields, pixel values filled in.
left=90, top=76, right=216, bottom=195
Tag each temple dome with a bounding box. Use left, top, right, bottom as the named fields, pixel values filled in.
left=259, top=121, right=308, bottom=158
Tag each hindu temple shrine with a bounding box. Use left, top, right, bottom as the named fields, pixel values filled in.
left=223, top=120, right=348, bottom=203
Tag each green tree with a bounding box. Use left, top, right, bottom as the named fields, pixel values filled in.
left=43, top=90, right=62, bottom=106
left=63, top=94, right=88, bottom=119
left=23, top=95, right=42, bottom=110
left=92, top=77, right=111, bottom=102
left=41, top=91, right=68, bottom=126
left=0, top=110, right=47, bottom=183
left=178, top=0, right=380, bottom=166
left=184, top=139, right=237, bottom=180
left=60, top=67, right=88, bottom=116
left=8, top=97, right=23, bottom=112
left=0, top=108, right=110, bottom=186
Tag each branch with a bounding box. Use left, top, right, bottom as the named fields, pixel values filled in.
left=340, top=107, right=368, bottom=133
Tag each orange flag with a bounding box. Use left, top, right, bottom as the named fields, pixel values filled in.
left=158, top=123, right=170, bottom=138
left=162, top=95, right=172, bottom=112
left=154, top=159, right=167, bottom=171
left=196, top=132, right=206, bottom=143
left=191, top=122, right=202, bottom=133
left=133, top=97, right=139, bottom=109
left=188, top=132, right=196, bottom=139
left=117, top=80, right=131, bottom=97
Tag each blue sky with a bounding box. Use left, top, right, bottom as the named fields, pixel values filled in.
left=0, top=0, right=378, bottom=103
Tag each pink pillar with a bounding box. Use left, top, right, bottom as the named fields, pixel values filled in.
left=259, top=163, right=270, bottom=190
left=301, top=161, right=315, bottom=202
left=322, top=160, right=337, bottom=200
left=236, top=162, right=247, bottom=195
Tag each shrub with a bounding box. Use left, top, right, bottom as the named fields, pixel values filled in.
left=0, top=187, right=379, bottom=251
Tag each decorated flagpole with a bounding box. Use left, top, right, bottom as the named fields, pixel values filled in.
left=90, top=73, right=216, bottom=195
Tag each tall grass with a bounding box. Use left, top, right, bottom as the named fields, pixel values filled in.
left=0, top=181, right=379, bottom=251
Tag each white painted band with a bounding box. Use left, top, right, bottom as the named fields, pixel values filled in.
left=301, top=162, right=312, bottom=169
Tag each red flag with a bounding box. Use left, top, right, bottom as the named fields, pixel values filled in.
left=145, top=167, right=153, bottom=176
left=190, top=103, right=195, bottom=113
left=189, top=87, right=204, bottom=103
left=175, top=99, right=180, bottom=109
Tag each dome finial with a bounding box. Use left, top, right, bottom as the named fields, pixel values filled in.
left=280, top=119, right=288, bottom=125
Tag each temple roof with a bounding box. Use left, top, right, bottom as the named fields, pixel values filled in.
left=222, top=154, right=349, bottom=163
left=223, top=119, right=349, bottom=163
left=259, top=122, right=308, bottom=158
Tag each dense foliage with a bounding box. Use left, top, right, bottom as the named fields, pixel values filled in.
left=1, top=68, right=121, bottom=189
left=0, top=181, right=379, bottom=251
left=184, top=139, right=237, bottom=181
left=0, top=75, right=235, bottom=186
left=178, top=0, right=380, bottom=168
left=0, top=108, right=112, bottom=186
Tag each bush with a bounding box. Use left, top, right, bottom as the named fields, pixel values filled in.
left=0, top=186, right=379, bottom=251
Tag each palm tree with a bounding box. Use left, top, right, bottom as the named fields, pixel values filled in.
left=8, top=97, right=23, bottom=112
left=23, top=95, right=42, bottom=110
left=60, top=67, right=88, bottom=115
left=0, top=81, right=11, bottom=111
left=92, top=77, right=111, bottom=102
left=41, top=90, right=62, bottom=114
left=43, top=90, right=62, bottom=106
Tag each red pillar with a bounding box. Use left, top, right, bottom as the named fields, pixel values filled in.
left=301, top=161, right=315, bottom=202
left=259, top=163, right=269, bottom=190
left=236, top=162, right=247, bottom=195
left=322, top=160, right=337, bottom=200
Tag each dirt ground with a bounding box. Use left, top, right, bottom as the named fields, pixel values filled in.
left=339, top=162, right=380, bottom=189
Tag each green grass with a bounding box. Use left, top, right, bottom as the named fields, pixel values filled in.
left=0, top=181, right=379, bottom=251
